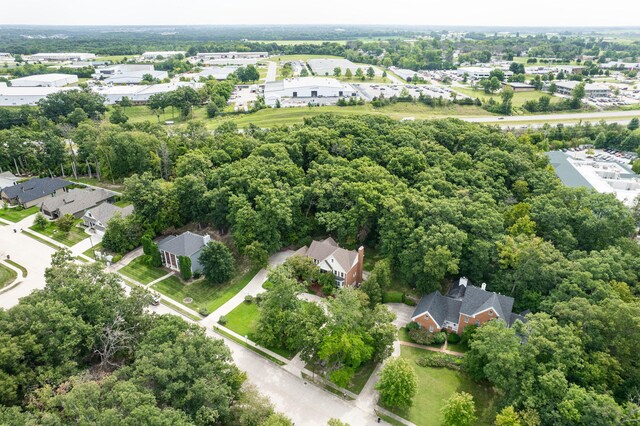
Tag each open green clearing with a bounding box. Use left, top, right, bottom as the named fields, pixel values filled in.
left=30, top=221, right=89, bottom=247
left=118, top=257, right=169, bottom=285
left=151, top=267, right=260, bottom=314
left=452, top=86, right=560, bottom=108
left=0, top=264, right=18, bottom=289
left=0, top=206, right=38, bottom=222
left=224, top=301, right=296, bottom=359
left=71, top=177, right=125, bottom=192
left=389, top=346, right=497, bottom=426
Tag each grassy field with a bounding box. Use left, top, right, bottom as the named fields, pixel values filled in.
left=30, top=221, right=89, bottom=247
left=269, top=54, right=344, bottom=62
left=250, top=40, right=348, bottom=46
left=453, top=86, right=559, bottom=107
left=0, top=264, right=18, bottom=289
left=119, top=257, right=169, bottom=285
left=152, top=267, right=260, bottom=314
left=0, top=206, right=38, bottom=222
left=212, top=102, right=490, bottom=129
left=389, top=347, right=497, bottom=426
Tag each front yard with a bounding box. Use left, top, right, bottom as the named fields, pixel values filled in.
left=30, top=220, right=90, bottom=246
left=223, top=301, right=296, bottom=359
left=151, top=266, right=261, bottom=315
left=0, top=206, right=38, bottom=222
left=388, top=347, right=497, bottom=426
left=118, top=257, right=169, bottom=285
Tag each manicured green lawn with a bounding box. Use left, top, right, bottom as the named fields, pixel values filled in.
left=446, top=342, right=469, bottom=353
left=0, top=206, right=38, bottom=222
left=0, top=264, right=17, bottom=289
left=389, top=347, right=497, bottom=426
left=152, top=267, right=260, bottom=314
left=225, top=302, right=260, bottom=338
left=30, top=221, right=89, bottom=247
left=452, top=86, right=560, bottom=108
left=119, top=257, right=169, bottom=285
left=83, top=242, right=102, bottom=259
left=224, top=301, right=296, bottom=359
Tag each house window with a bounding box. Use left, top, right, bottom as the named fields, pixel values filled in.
left=489, top=310, right=493, bottom=316
left=429, top=325, right=434, bottom=333
left=475, top=320, right=480, bottom=326
left=464, top=316, right=469, bottom=323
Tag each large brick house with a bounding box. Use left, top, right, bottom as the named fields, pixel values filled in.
left=411, top=277, right=526, bottom=335
left=294, top=237, right=364, bottom=287
left=157, top=231, right=210, bottom=275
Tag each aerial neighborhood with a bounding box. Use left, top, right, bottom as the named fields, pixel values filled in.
left=1, top=20, right=640, bottom=426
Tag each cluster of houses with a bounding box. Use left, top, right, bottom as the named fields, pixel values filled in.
left=0, top=175, right=132, bottom=233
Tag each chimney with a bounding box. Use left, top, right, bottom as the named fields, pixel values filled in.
left=481, top=283, right=487, bottom=291
left=459, top=277, right=468, bottom=287
left=356, top=246, right=364, bottom=284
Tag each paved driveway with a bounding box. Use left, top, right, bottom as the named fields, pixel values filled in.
left=385, top=303, right=415, bottom=328
left=0, top=215, right=55, bottom=309
left=265, top=61, right=277, bottom=82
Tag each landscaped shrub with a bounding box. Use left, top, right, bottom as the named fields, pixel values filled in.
left=330, top=366, right=355, bottom=388
left=447, top=332, right=462, bottom=344
left=406, top=322, right=420, bottom=332
left=198, top=307, right=209, bottom=316
left=193, top=271, right=201, bottom=279
left=255, top=292, right=265, bottom=305
left=217, top=315, right=227, bottom=325
left=322, top=282, right=335, bottom=296
left=433, top=332, right=447, bottom=345
left=408, top=328, right=435, bottom=345
left=244, top=295, right=254, bottom=304
left=178, top=255, right=192, bottom=281
left=415, top=353, right=463, bottom=370
left=461, top=324, right=478, bottom=345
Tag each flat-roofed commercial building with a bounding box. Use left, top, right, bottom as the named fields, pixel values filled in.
left=92, top=82, right=203, bottom=104
left=554, top=81, right=611, bottom=97
left=141, top=51, right=185, bottom=60
left=456, top=67, right=513, bottom=80
left=10, top=73, right=78, bottom=87
left=26, top=53, right=96, bottom=62
left=264, top=77, right=357, bottom=107
left=196, top=52, right=268, bottom=60
left=0, top=83, right=76, bottom=106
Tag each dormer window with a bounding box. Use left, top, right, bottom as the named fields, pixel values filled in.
left=489, top=310, right=494, bottom=316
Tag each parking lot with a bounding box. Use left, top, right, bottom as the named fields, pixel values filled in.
left=353, top=83, right=463, bottom=101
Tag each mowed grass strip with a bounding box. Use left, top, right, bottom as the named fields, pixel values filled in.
left=152, top=267, right=260, bottom=314
left=0, top=264, right=18, bottom=289
left=0, top=206, right=38, bottom=222
left=118, top=257, right=169, bottom=285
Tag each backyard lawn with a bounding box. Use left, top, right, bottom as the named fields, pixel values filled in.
left=151, top=267, right=260, bottom=314
left=30, top=221, right=89, bottom=246
left=389, top=347, right=498, bottom=426
left=224, top=301, right=296, bottom=359
left=452, top=85, right=560, bottom=108
left=118, top=257, right=169, bottom=285
left=0, top=206, right=38, bottom=222
left=0, top=264, right=17, bottom=289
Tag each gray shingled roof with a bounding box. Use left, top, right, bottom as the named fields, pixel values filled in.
left=157, top=231, right=208, bottom=257
left=40, top=188, right=116, bottom=216
left=84, top=202, right=133, bottom=225
left=414, top=279, right=517, bottom=326
left=2, top=177, right=72, bottom=204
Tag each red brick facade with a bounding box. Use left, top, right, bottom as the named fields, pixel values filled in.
left=457, top=309, right=498, bottom=335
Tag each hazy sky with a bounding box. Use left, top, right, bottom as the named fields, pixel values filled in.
left=2, top=0, right=640, bottom=27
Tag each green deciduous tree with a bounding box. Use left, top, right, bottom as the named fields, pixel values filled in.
left=375, top=357, right=417, bottom=408
left=441, top=392, right=477, bottom=426
left=198, top=241, right=235, bottom=284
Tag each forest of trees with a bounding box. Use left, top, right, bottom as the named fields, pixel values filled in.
left=2, top=109, right=640, bottom=422
left=0, top=250, right=291, bottom=425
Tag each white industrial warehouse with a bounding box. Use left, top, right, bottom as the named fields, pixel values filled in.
left=10, top=73, right=78, bottom=87
left=188, top=66, right=238, bottom=81
left=141, top=51, right=185, bottom=60
left=263, top=77, right=358, bottom=107
left=0, top=83, right=76, bottom=106
left=25, top=53, right=96, bottom=62
left=92, top=82, right=203, bottom=104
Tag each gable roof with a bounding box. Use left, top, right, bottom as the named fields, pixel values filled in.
left=41, top=188, right=116, bottom=216
left=297, top=237, right=358, bottom=272
left=0, top=171, right=20, bottom=190
left=2, top=177, right=72, bottom=204
left=158, top=231, right=209, bottom=257
left=414, top=278, right=517, bottom=326
left=83, top=202, right=133, bottom=225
